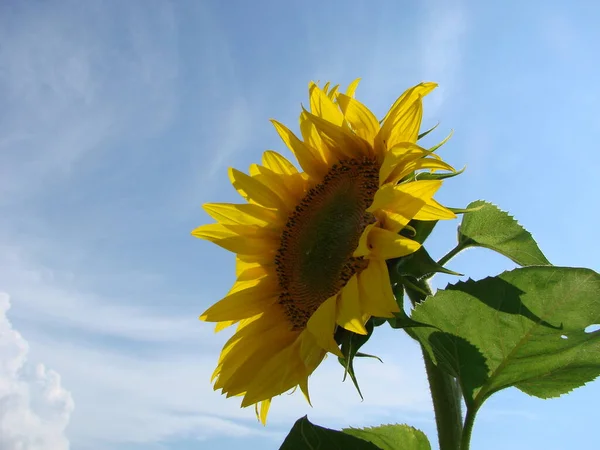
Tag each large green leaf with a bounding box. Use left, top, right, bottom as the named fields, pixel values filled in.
left=280, top=416, right=380, bottom=450
left=422, top=332, right=489, bottom=407
left=412, top=267, right=600, bottom=407
left=457, top=200, right=550, bottom=266
left=344, top=424, right=431, bottom=450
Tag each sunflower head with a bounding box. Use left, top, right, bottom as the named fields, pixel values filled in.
left=192, top=79, right=458, bottom=424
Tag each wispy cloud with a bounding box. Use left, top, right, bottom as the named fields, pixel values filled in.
left=24, top=326, right=431, bottom=448
left=418, top=0, right=468, bottom=117
left=0, top=242, right=209, bottom=344
left=0, top=0, right=178, bottom=204
left=0, top=293, right=74, bottom=450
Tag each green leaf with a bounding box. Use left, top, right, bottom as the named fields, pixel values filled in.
left=423, top=332, right=489, bottom=407
left=386, top=264, right=433, bottom=329
left=355, top=352, right=383, bottom=363
left=402, top=277, right=432, bottom=303
left=457, top=200, right=551, bottom=266
left=412, top=266, right=600, bottom=408
left=280, top=416, right=380, bottom=450
left=392, top=246, right=463, bottom=279
left=372, top=317, right=387, bottom=327
left=427, top=130, right=453, bottom=153
left=447, top=203, right=484, bottom=214
left=415, top=166, right=465, bottom=182
left=335, top=320, right=379, bottom=399
left=417, top=123, right=439, bottom=140
left=399, top=219, right=438, bottom=244
left=344, top=424, right=432, bottom=450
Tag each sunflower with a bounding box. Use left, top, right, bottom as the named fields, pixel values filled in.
left=193, top=80, right=457, bottom=424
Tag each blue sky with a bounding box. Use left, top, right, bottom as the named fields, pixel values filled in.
left=1, top=0, right=599, bottom=449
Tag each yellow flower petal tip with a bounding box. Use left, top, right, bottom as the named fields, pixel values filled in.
left=192, top=78, right=459, bottom=424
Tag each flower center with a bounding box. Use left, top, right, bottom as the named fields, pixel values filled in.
left=275, top=157, right=379, bottom=330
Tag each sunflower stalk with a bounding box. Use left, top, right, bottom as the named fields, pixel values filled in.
left=404, top=277, right=464, bottom=450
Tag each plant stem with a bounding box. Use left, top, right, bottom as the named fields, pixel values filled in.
left=437, top=243, right=467, bottom=268
left=405, top=279, right=464, bottom=449
left=460, top=407, right=477, bottom=450
left=421, top=349, right=463, bottom=450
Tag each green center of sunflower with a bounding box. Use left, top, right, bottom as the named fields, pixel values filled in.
left=275, top=157, right=379, bottom=330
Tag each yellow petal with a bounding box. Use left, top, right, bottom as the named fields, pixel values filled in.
left=385, top=97, right=423, bottom=149
left=254, top=163, right=307, bottom=203
left=299, top=330, right=327, bottom=372
left=353, top=223, right=376, bottom=257
left=213, top=313, right=260, bottom=340
left=390, top=158, right=456, bottom=184
left=256, top=399, right=271, bottom=425
left=368, top=227, right=421, bottom=259
left=271, top=120, right=325, bottom=178
left=214, top=320, right=236, bottom=332
left=236, top=266, right=269, bottom=282
left=211, top=315, right=269, bottom=381
left=413, top=198, right=456, bottom=220
left=327, top=84, right=340, bottom=100
left=309, top=82, right=344, bottom=125
left=346, top=78, right=361, bottom=98
left=236, top=257, right=270, bottom=280
left=306, top=296, right=343, bottom=357
left=336, top=276, right=367, bottom=334
left=217, top=324, right=296, bottom=392
left=240, top=340, right=305, bottom=406
left=217, top=313, right=282, bottom=368
left=225, top=330, right=299, bottom=395
left=200, top=278, right=278, bottom=322
left=299, top=378, right=312, bottom=406
left=377, top=82, right=437, bottom=153
left=336, top=94, right=380, bottom=143
left=368, top=180, right=442, bottom=213
left=303, top=109, right=370, bottom=160
left=299, top=111, right=332, bottom=166
left=203, top=203, right=279, bottom=227
left=381, top=82, right=437, bottom=127
left=191, top=223, right=276, bottom=254
left=262, top=151, right=298, bottom=175
left=228, top=168, right=286, bottom=209
left=249, top=164, right=300, bottom=207
left=358, top=260, right=400, bottom=318
left=235, top=252, right=276, bottom=268
left=377, top=209, right=413, bottom=234
left=379, top=143, right=431, bottom=186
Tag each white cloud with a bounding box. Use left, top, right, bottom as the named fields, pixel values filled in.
left=0, top=293, right=74, bottom=450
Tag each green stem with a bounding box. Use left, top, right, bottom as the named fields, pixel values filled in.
left=422, top=350, right=463, bottom=450
left=437, top=242, right=467, bottom=267
left=460, top=407, right=477, bottom=450
left=402, top=279, right=464, bottom=449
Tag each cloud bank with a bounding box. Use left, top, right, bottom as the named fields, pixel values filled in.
left=0, top=293, right=74, bottom=450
